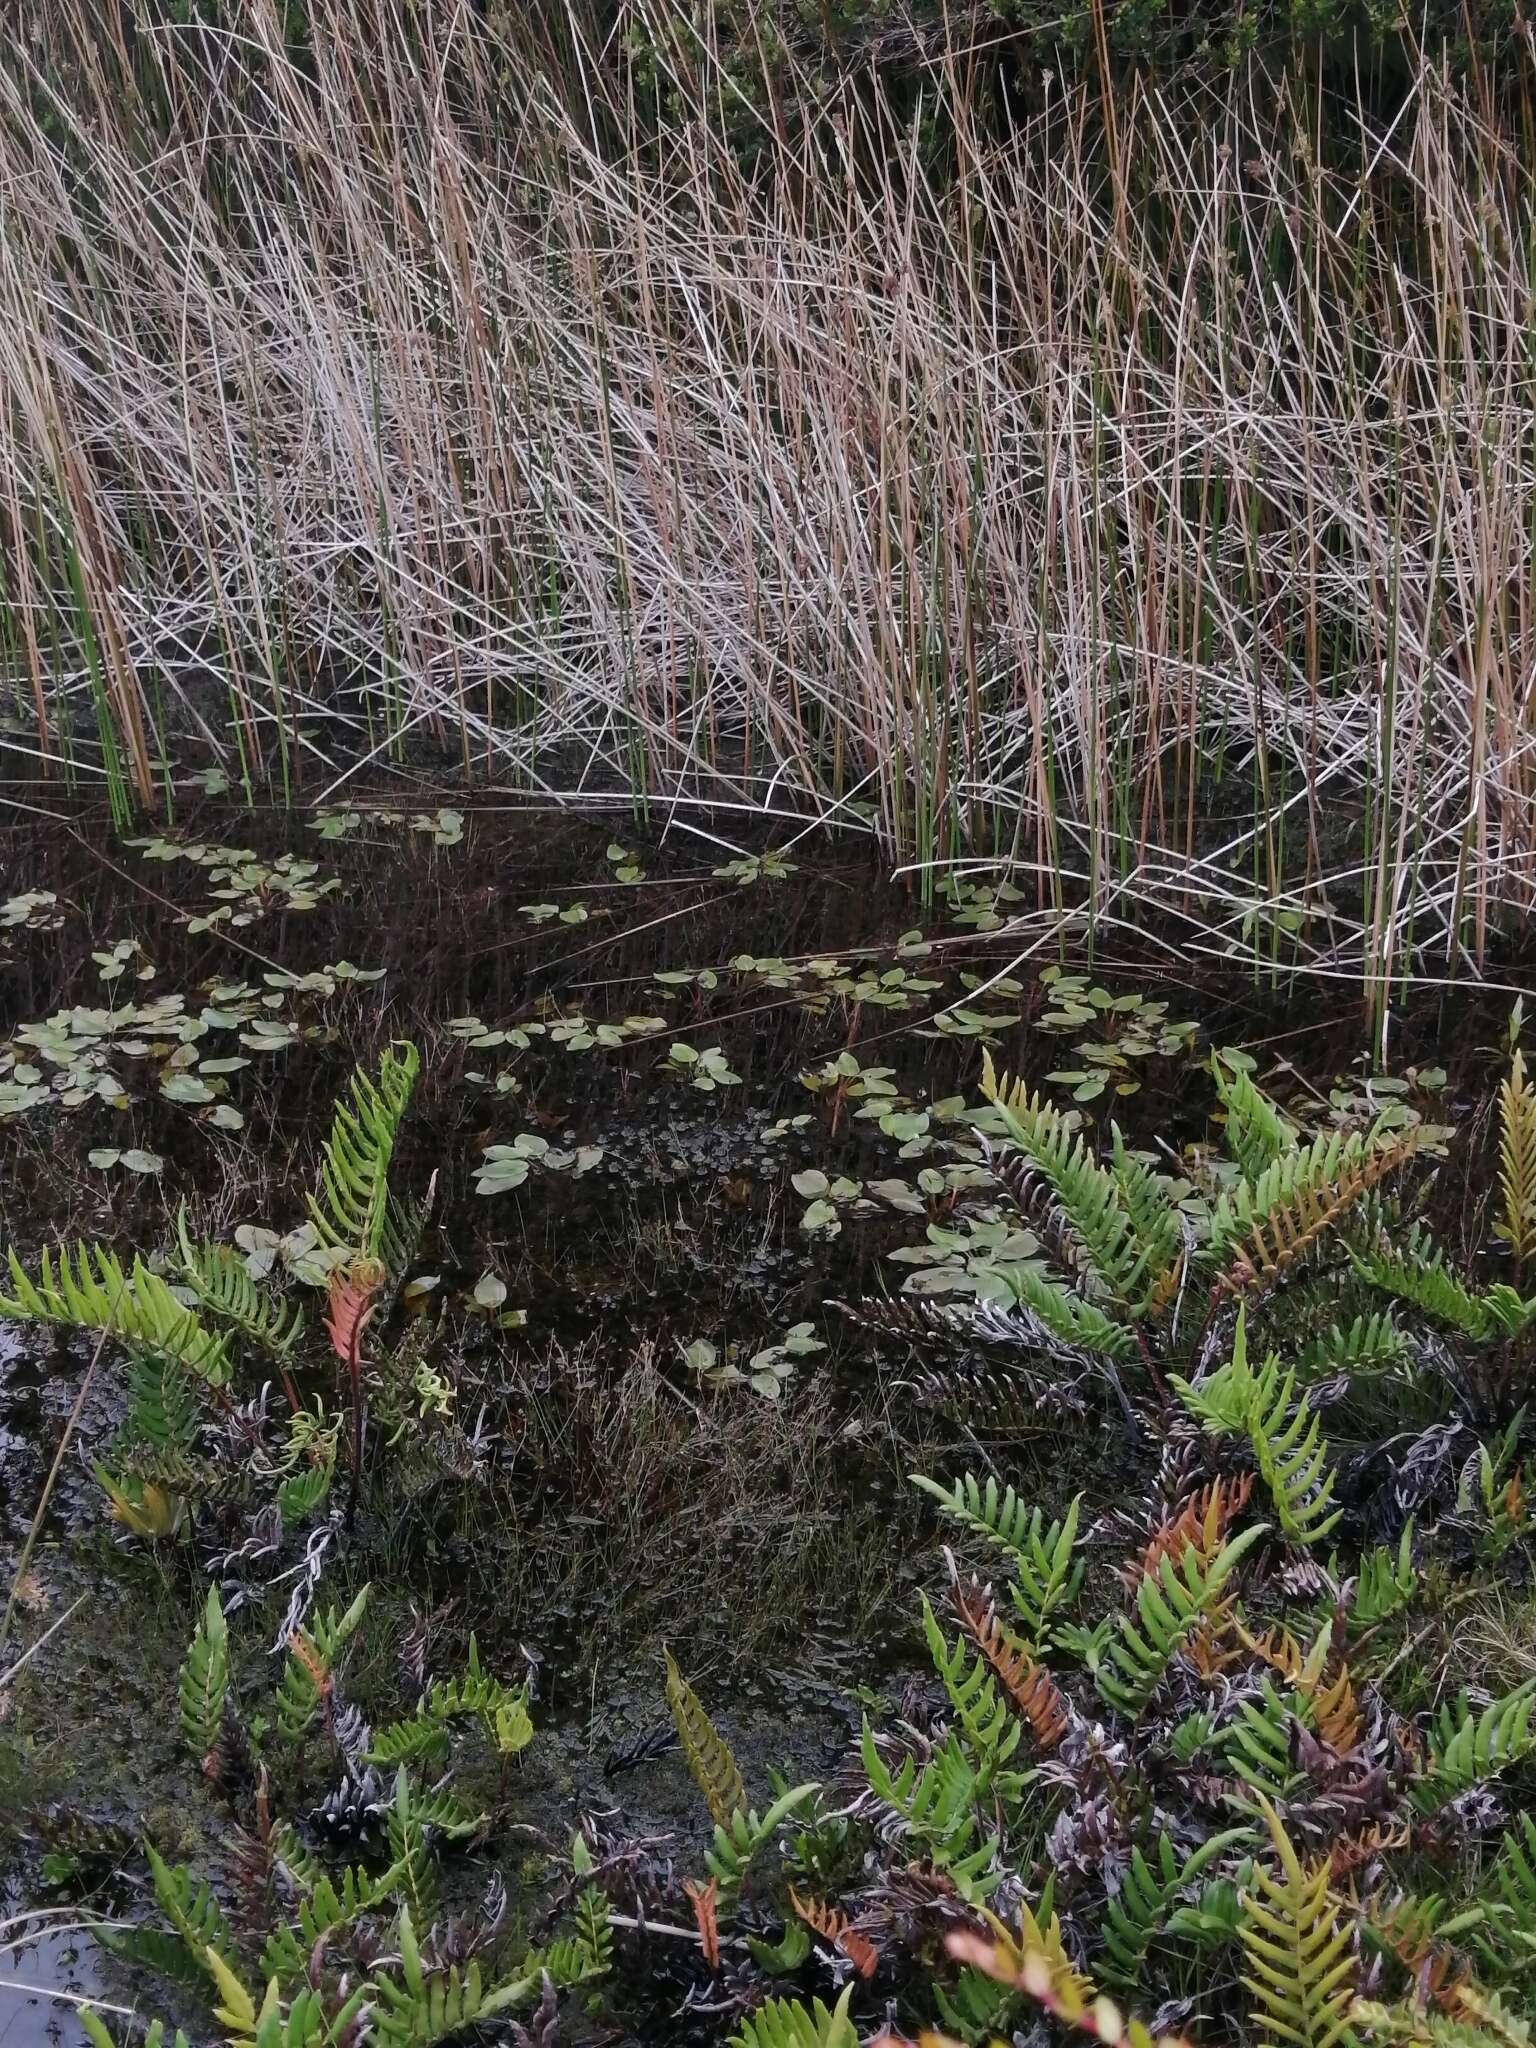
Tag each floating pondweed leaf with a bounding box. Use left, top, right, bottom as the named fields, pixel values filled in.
left=126, top=836, right=341, bottom=926
left=606, top=842, right=644, bottom=882
left=310, top=809, right=364, bottom=839
left=520, top=901, right=589, bottom=924
left=653, top=967, right=717, bottom=989
left=93, top=938, right=154, bottom=984
left=791, top=1169, right=869, bottom=1235
left=939, top=874, right=1023, bottom=930
left=765, top=1113, right=813, bottom=1139
left=475, top=1135, right=603, bottom=1195
left=666, top=1043, right=739, bottom=1090
left=888, top=1215, right=1042, bottom=1300
left=86, top=1146, right=164, bottom=1175
left=921, top=1007, right=1020, bottom=1041
left=728, top=954, right=804, bottom=989
left=712, top=851, right=796, bottom=885
left=412, top=808, right=464, bottom=846
left=1, top=890, right=63, bottom=934
left=471, top=1272, right=507, bottom=1310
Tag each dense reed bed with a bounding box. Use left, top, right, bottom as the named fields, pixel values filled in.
left=1, top=1, right=1534, bottom=989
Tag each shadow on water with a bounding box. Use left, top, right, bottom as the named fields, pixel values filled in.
left=0, top=798, right=1523, bottom=2041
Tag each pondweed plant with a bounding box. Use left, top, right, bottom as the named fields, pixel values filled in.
left=1, top=7, right=1534, bottom=991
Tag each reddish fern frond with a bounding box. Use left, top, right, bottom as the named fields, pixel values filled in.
left=1183, top=1607, right=1245, bottom=1683
left=1313, top=1662, right=1362, bottom=1754
left=1124, top=1473, right=1254, bottom=1589
left=1366, top=1893, right=1476, bottom=2014
left=325, top=1259, right=383, bottom=1366
left=950, top=1581, right=1070, bottom=1749
left=1217, top=1129, right=1421, bottom=1299
left=789, top=1887, right=878, bottom=1977
left=683, top=1876, right=720, bottom=1970
left=1327, top=1821, right=1409, bottom=1881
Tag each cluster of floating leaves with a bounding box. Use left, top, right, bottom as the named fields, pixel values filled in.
left=0, top=965, right=381, bottom=1126
left=1035, top=967, right=1202, bottom=1100
left=308, top=805, right=465, bottom=845
left=1, top=890, right=64, bottom=939
left=678, top=1322, right=825, bottom=1399
left=129, top=836, right=341, bottom=929
left=474, top=1132, right=605, bottom=1195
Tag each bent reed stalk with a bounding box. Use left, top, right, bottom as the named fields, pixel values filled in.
left=0, top=0, right=1533, bottom=989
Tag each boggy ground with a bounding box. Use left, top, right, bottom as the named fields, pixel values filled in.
left=0, top=799, right=1527, bottom=2045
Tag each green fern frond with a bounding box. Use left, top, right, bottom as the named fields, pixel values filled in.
left=665, top=1650, right=746, bottom=1827
left=1226, top=1679, right=1308, bottom=1798
left=1250, top=1364, right=1343, bottom=1547
left=1239, top=1798, right=1357, bottom=2048
left=372, top=1905, right=545, bottom=2048
left=985, top=1094, right=1152, bottom=1308
left=1171, top=1304, right=1267, bottom=1434
left=1351, top=1230, right=1495, bottom=1338
left=259, top=1860, right=406, bottom=1985
left=1097, top=1523, right=1268, bottom=1721
left=0, top=1242, right=229, bottom=1381
left=1498, top=1047, right=1536, bottom=1269
left=729, top=1985, right=857, bottom=2048
left=274, top=1587, right=370, bottom=1741
left=704, top=1784, right=820, bottom=1913
left=275, top=1458, right=333, bottom=1527
left=1215, top=1055, right=1299, bottom=1178
left=306, top=1041, right=422, bottom=1269
left=175, top=1210, right=305, bottom=1356
left=1348, top=1524, right=1417, bottom=1628
left=921, top=1595, right=1022, bottom=1782
left=1003, top=1260, right=1143, bottom=1359
left=81, top=2017, right=190, bottom=2048
left=859, top=1721, right=999, bottom=1899
left=1209, top=1122, right=1419, bottom=1296
left=1297, top=1313, right=1404, bottom=1381
left=1099, top=1828, right=1251, bottom=1989
left=911, top=1475, right=1084, bottom=1646
left=122, top=1351, right=200, bottom=1458
left=178, top=1585, right=229, bottom=1763
left=1412, top=1680, right=1536, bottom=1813
left=96, top=1844, right=237, bottom=1992
left=575, top=1885, right=615, bottom=1976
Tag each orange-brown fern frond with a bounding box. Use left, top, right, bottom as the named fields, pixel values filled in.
left=1125, top=1474, right=1254, bottom=1589
left=683, top=1877, right=720, bottom=1970
left=789, top=1888, right=878, bottom=1977
left=325, top=1258, right=383, bottom=1366
left=951, top=1581, right=1069, bottom=1749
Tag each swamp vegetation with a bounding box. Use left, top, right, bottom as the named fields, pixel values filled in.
left=3, top=810, right=1536, bottom=2048
left=4, top=0, right=1536, bottom=2043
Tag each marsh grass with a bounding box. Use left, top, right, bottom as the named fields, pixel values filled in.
left=0, top=1, right=1533, bottom=992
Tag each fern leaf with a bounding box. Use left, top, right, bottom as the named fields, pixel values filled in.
left=665, top=1651, right=745, bottom=1826
left=306, top=1041, right=422, bottom=1270
left=1411, top=1680, right=1536, bottom=1813
left=1347, top=1523, right=1417, bottom=1629
left=950, top=1580, right=1070, bottom=1748
left=1249, top=1364, right=1343, bottom=1547
left=1215, top=1054, right=1298, bottom=1178
left=703, top=1784, right=819, bottom=1913
left=1498, top=1047, right=1536, bottom=1269
left=178, top=1585, right=229, bottom=1765
left=922, top=1595, right=1023, bottom=1781
left=175, top=1209, right=304, bottom=1356
left=912, top=1474, right=1084, bottom=1645
left=1100, top=1828, right=1251, bottom=1989
left=0, top=1242, right=229, bottom=1381
left=729, top=1985, right=857, bottom=2048
left=1211, top=1123, right=1420, bottom=1298
left=1097, top=1523, right=1268, bottom=1721
left=1350, top=1230, right=1495, bottom=1338
left=1239, top=1798, right=1357, bottom=2048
